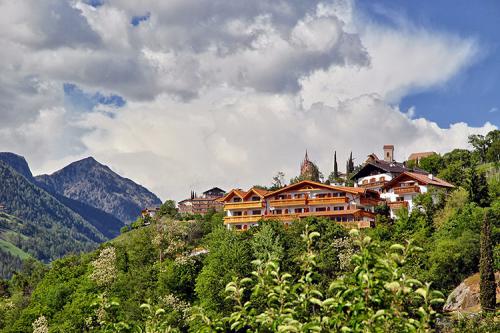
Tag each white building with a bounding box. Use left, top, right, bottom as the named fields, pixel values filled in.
left=381, top=172, right=454, bottom=218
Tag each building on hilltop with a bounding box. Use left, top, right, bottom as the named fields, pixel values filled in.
left=351, top=145, right=428, bottom=192
left=178, top=187, right=226, bottom=215
left=381, top=172, right=454, bottom=218
left=219, top=180, right=381, bottom=231
left=407, top=151, right=436, bottom=165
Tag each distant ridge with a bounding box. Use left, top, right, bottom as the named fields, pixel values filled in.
left=0, top=152, right=33, bottom=180
left=35, top=156, right=162, bottom=223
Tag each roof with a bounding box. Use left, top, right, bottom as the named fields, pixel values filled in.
left=243, top=187, right=271, bottom=198
left=384, top=172, right=454, bottom=189
left=407, top=152, right=436, bottom=161
left=351, top=159, right=427, bottom=180
left=383, top=145, right=394, bottom=149
left=203, top=187, right=226, bottom=194
left=218, top=189, right=248, bottom=202
left=264, top=180, right=376, bottom=198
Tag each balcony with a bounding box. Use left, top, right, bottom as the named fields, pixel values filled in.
left=268, top=198, right=307, bottom=207
left=359, top=197, right=381, bottom=206
left=224, top=215, right=263, bottom=224
left=359, top=180, right=387, bottom=188
left=224, top=201, right=264, bottom=211
left=308, top=197, right=348, bottom=205
left=388, top=201, right=408, bottom=210
left=394, top=186, right=420, bottom=195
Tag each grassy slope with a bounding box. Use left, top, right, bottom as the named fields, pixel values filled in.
left=0, top=239, right=31, bottom=260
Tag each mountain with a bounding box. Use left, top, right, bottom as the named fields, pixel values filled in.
left=35, top=157, right=162, bottom=223
left=0, top=152, right=33, bottom=180
left=0, top=161, right=105, bottom=277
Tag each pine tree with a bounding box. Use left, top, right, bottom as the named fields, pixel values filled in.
left=479, top=210, right=496, bottom=312
left=333, top=151, right=339, bottom=179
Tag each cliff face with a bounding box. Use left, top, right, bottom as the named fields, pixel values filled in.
left=0, top=152, right=33, bottom=180
left=35, top=157, right=162, bottom=223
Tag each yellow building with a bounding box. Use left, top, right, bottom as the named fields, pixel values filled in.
left=219, top=180, right=381, bottom=231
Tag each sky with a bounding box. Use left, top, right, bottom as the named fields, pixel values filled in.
left=0, top=0, right=498, bottom=201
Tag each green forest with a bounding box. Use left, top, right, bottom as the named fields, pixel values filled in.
left=0, top=131, right=499, bottom=332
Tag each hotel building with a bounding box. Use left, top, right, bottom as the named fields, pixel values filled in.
left=219, top=180, right=381, bottom=231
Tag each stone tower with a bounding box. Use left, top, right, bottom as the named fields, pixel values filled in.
left=383, top=145, right=394, bottom=162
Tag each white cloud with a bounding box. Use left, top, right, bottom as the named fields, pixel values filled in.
left=0, top=0, right=495, bottom=201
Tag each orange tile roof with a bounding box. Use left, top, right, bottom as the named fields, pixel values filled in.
left=407, top=152, right=436, bottom=161
left=385, top=171, right=454, bottom=189
left=264, top=180, right=371, bottom=197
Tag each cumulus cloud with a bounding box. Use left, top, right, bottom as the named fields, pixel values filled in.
left=0, top=0, right=495, bottom=200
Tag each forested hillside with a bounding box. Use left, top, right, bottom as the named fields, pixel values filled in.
left=0, top=131, right=498, bottom=332
left=0, top=161, right=104, bottom=277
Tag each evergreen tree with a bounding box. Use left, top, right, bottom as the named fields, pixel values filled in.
left=467, top=167, right=491, bottom=207
left=346, top=152, right=354, bottom=175
left=333, top=151, right=339, bottom=178
left=479, top=210, right=496, bottom=313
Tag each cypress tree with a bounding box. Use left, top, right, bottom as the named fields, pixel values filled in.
left=333, top=151, right=339, bottom=179
left=479, top=210, right=496, bottom=313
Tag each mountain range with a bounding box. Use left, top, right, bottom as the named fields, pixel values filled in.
left=0, top=153, right=162, bottom=278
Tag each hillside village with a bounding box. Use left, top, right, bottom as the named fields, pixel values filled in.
left=146, top=145, right=456, bottom=231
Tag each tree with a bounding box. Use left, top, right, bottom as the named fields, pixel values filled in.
left=479, top=210, right=496, bottom=313
left=333, top=151, right=339, bottom=178
left=195, top=228, right=444, bottom=332
left=467, top=167, right=491, bottom=208
left=346, top=152, right=354, bottom=175
left=270, top=171, right=286, bottom=190
left=469, top=134, right=490, bottom=163
left=158, top=200, right=179, bottom=219
left=418, top=154, right=444, bottom=175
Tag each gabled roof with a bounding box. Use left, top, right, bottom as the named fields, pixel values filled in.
left=384, top=172, right=454, bottom=189
left=203, top=187, right=226, bottom=195
left=242, top=187, right=271, bottom=199
left=351, top=159, right=427, bottom=180
left=264, top=180, right=375, bottom=198
left=217, top=189, right=247, bottom=202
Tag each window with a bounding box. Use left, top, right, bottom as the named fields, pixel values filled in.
left=233, top=211, right=242, bottom=216
left=338, top=192, right=346, bottom=197
left=294, top=193, right=303, bottom=199
left=294, top=208, right=303, bottom=213
left=275, top=209, right=282, bottom=214
left=316, top=207, right=326, bottom=212
left=334, top=206, right=344, bottom=211
left=233, top=197, right=242, bottom=202
left=380, top=176, right=385, bottom=182
left=252, top=210, right=261, bottom=215
left=251, top=196, right=260, bottom=201
left=370, top=178, right=376, bottom=183
left=235, top=225, right=242, bottom=230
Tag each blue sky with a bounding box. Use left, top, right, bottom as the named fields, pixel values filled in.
left=358, top=0, right=500, bottom=127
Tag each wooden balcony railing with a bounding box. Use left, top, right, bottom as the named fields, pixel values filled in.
left=394, top=186, right=420, bottom=195
left=359, top=197, right=380, bottom=206
left=224, top=215, right=263, bottom=224
left=388, top=201, right=408, bottom=210
left=224, top=201, right=264, bottom=211
left=268, top=198, right=307, bottom=207
left=308, top=197, right=348, bottom=205
left=359, top=180, right=387, bottom=188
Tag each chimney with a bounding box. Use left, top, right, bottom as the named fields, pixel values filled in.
left=383, top=145, right=394, bottom=162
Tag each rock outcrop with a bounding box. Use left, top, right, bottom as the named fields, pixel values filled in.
left=443, top=272, right=500, bottom=312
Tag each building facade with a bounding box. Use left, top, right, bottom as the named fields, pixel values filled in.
left=381, top=172, right=454, bottom=218
left=352, top=145, right=428, bottom=192
left=220, top=180, right=381, bottom=231
left=178, top=187, right=226, bottom=214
